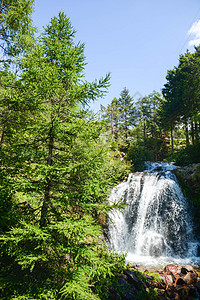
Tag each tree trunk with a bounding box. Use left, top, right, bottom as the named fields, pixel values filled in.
left=0, top=111, right=9, bottom=151
left=185, top=120, right=190, bottom=146
left=111, top=108, right=114, bottom=136
left=40, top=178, right=51, bottom=227
left=191, top=120, right=195, bottom=145
left=155, top=137, right=158, bottom=161
left=195, top=121, right=199, bottom=143
left=40, top=124, right=54, bottom=227
left=143, top=121, right=146, bottom=139
left=170, top=125, right=174, bottom=153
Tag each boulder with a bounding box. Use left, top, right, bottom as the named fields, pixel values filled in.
left=163, top=274, right=174, bottom=287
left=182, top=271, right=198, bottom=285
left=164, top=264, right=182, bottom=277
left=181, top=265, right=196, bottom=274
left=123, top=269, right=142, bottom=287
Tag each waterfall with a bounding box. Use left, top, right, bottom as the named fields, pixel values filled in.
left=108, top=162, right=200, bottom=266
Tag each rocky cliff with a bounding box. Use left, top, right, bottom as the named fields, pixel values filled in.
left=174, top=163, right=200, bottom=237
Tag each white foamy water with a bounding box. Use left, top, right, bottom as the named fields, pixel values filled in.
left=108, top=162, right=200, bottom=267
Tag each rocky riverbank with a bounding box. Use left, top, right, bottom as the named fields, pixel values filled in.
left=107, top=264, right=200, bottom=299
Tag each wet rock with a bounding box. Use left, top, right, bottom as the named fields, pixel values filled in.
left=154, top=166, right=163, bottom=172
left=123, top=269, right=142, bottom=287
left=174, top=164, right=200, bottom=235
left=149, top=237, right=165, bottom=257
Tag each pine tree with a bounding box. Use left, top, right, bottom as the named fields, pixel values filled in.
left=0, top=0, right=35, bottom=67
left=117, top=87, right=136, bottom=139
left=0, top=11, right=128, bottom=300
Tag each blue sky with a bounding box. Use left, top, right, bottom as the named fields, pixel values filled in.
left=32, top=0, right=200, bottom=111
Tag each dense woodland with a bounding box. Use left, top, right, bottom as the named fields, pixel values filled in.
left=0, top=1, right=200, bottom=299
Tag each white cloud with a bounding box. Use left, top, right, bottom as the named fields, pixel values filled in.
left=188, top=19, right=200, bottom=47
left=189, top=38, right=200, bottom=47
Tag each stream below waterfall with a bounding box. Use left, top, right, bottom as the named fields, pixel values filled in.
left=108, top=162, right=200, bottom=267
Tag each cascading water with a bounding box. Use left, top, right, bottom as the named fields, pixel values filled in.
left=108, top=162, right=200, bottom=267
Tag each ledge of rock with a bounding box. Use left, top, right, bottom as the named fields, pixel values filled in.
left=173, top=163, right=200, bottom=238
left=107, top=264, right=200, bottom=300
left=173, top=163, right=200, bottom=201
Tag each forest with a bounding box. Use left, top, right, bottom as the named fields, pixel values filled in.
left=0, top=1, right=200, bottom=299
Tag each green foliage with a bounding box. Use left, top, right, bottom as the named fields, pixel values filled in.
left=100, top=88, right=136, bottom=144
left=0, top=0, right=35, bottom=67
left=1, top=2, right=199, bottom=299
left=161, top=48, right=200, bottom=148
left=127, top=140, right=154, bottom=171
left=169, top=143, right=200, bottom=166
left=0, top=6, right=130, bottom=300
left=135, top=91, right=164, bottom=139
left=127, top=138, right=168, bottom=171
left=0, top=217, right=126, bottom=299
left=101, top=90, right=168, bottom=170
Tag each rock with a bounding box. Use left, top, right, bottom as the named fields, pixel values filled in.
left=123, top=288, right=138, bottom=300
left=157, top=289, right=167, bottom=300
left=176, top=277, right=187, bottom=286
left=188, top=286, right=199, bottom=298
left=123, top=269, right=141, bottom=287
left=165, top=286, right=177, bottom=299
left=177, top=265, right=198, bottom=285
left=181, top=265, right=196, bottom=274
left=177, top=285, right=199, bottom=300
left=195, top=280, right=200, bottom=292
left=163, top=264, right=198, bottom=288
left=176, top=286, right=190, bottom=299
left=164, top=264, right=182, bottom=277
left=118, top=274, right=128, bottom=287
left=109, top=265, right=200, bottom=300
left=117, top=274, right=138, bottom=300
left=182, top=271, right=198, bottom=285
left=162, top=274, right=174, bottom=287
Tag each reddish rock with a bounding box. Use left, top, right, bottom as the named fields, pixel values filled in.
left=163, top=264, right=181, bottom=277
left=182, top=271, right=198, bottom=285
left=162, top=274, right=174, bottom=287
left=181, top=265, right=196, bottom=274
